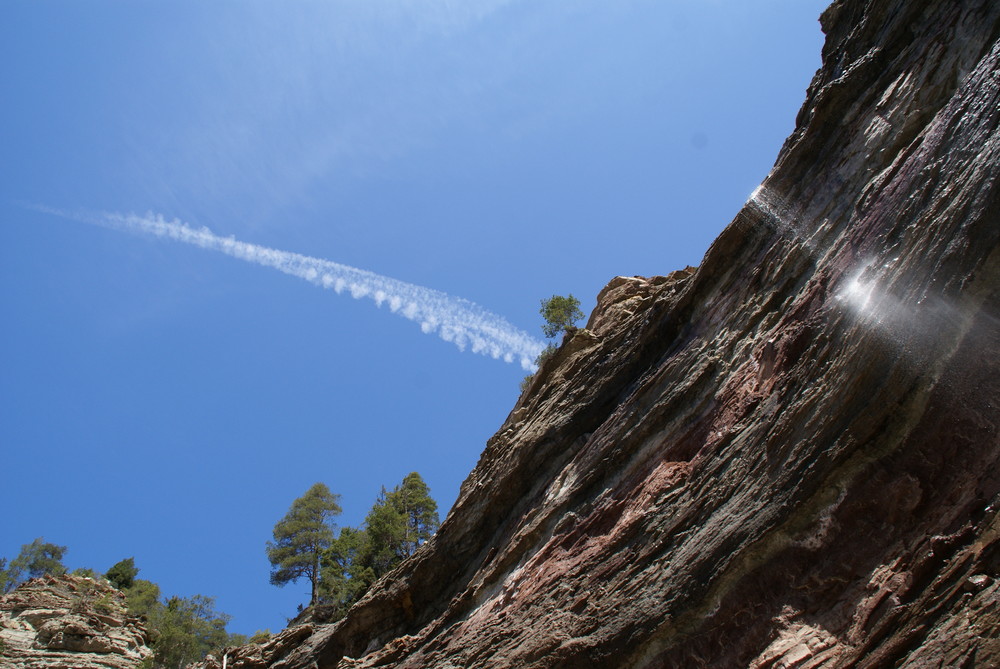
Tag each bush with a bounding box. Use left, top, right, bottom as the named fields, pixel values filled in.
left=105, top=558, right=138, bottom=591
left=535, top=344, right=558, bottom=366
left=519, top=344, right=559, bottom=393
left=93, top=593, right=117, bottom=615
left=249, top=629, right=272, bottom=645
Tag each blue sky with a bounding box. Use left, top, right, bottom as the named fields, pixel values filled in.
left=1, top=0, right=829, bottom=635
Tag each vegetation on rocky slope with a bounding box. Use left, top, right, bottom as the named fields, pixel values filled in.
left=269, top=472, right=441, bottom=625
left=0, top=542, right=245, bottom=668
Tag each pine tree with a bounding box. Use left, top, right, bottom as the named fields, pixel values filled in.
left=4, top=538, right=67, bottom=591
left=354, top=473, right=440, bottom=580
left=266, top=483, right=342, bottom=606
left=393, top=472, right=440, bottom=557
left=105, top=557, right=139, bottom=590
left=0, top=558, right=11, bottom=594
left=319, top=527, right=374, bottom=619
left=362, top=487, right=406, bottom=578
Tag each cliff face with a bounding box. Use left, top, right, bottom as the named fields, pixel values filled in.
left=0, top=574, right=153, bottom=669
left=219, top=0, right=1000, bottom=666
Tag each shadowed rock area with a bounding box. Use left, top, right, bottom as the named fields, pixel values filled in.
left=207, top=0, right=1000, bottom=666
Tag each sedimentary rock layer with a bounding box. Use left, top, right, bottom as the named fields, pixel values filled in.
left=212, top=0, right=1000, bottom=666
left=0, top=574, right=152, bottom=669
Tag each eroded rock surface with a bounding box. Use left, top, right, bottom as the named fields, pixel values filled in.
left=211, top=0, right=1000, bottom=666
left=0, top=574, right=153, bottom=669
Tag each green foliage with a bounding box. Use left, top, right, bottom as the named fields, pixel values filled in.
left=319, top=526, right=374, bottom=619
left=4, top=537, right=67, bottom=591
left=150, top=595, right=232, bottom=669
left=0, top=545, right=239, bottom=669
left=536, top=343, right=558, bottom=367
left=0, top=636, right=6, bottom=656
left=70, top=595, right=90, bottom=614
left=266, top=482, right=343, bottom=606
left=119, top=574, right=236, bottom=669
left=539, top=294, right=584, bottom=338
left=520, top=344, right=559, bottom=393
left=363, top=488, right=407, bottom=577
left=317, top=473, right=440, bottom=622
left=93, top=592, right=117, bottom=615
left=0, top=558, right=12, bottom=595
left=227, top=633, right=249, bottom=648
left=67, top=584, right=118, bottom=618
left=106, top=557, right=139, bottom=591
left=356, top=473, right=440, bottom=579
left=248, top=629, right=272, bottom=645
left=394, top=472, right=440, bottom=558
left=125, top=579, right=162, bottom=619
left=71, top=567, right=99, bottom=579
left=77, top=578, right=101, bottom=595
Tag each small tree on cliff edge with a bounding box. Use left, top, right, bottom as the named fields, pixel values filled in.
left=267, top=483, right=342, bottom=606
left=105, top=557, right=139, bottom=590
left=3, top=538, right=68, bottom=592
left=540, top=294, right=584, bottom=338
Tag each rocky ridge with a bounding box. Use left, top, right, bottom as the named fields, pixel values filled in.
left=208, top=0, right=1000, bottom=666
left=0, top=574, right=153, bottom=669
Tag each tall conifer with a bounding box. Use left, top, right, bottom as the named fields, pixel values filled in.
left=394, top=472, right=439, bottom=557
left=266, top=483, right=342, bottom=606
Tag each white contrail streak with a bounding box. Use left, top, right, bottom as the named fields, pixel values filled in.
left=43, top=208, right=546, bottom=370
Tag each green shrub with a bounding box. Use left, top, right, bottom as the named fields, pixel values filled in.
left=93, top=593, right=116, bottom=615
left=249, top=629, right=272, bottom=644
left=535, top=344, right=558, bottom=366
left=519, top=344, right=559, bottom=393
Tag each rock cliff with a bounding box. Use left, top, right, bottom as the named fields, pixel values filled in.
left=0, top=574, right=153, bottom=668
left=210, top=0, right=1000, bottom=666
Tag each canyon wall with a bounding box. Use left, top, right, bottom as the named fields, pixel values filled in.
left=214, top=0, right=1000, bottom=666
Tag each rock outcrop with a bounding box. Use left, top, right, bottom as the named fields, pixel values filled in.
left=0, top=574, right=153, bottom=668
left=210, top=0, right=1000, bottom=666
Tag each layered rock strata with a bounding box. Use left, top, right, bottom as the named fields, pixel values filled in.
left=0, top=574, right=152, bottom=669
left=213, top=0, right=1000, bottom=666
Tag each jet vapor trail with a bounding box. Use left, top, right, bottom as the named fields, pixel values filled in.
left=43, top=208, right=546, bottom=370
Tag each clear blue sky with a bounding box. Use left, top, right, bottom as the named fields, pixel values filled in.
left=1, top=0, right=829, bottom=635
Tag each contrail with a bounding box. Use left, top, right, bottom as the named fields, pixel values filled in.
left=38, top=207, right=546, bottom=370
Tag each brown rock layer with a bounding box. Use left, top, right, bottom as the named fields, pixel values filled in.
left=214, top=0, right=1000, bottom=666
left=0, top=574, right=153, bottom=669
